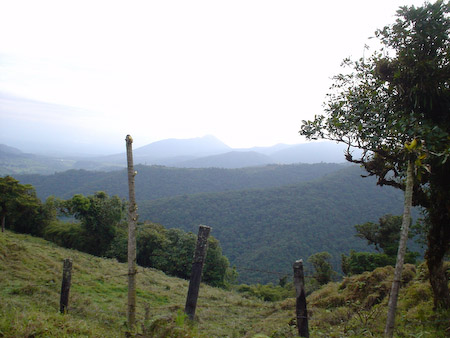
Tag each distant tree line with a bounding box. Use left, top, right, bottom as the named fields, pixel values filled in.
left=16, top=163, right=345, bottom=201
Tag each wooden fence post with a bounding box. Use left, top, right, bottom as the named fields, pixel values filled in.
left=60, top=258, right=73, bottom=314
left=125, top=135, right=138, bottom=330
left=293, top=259, right=309, bottom=337
left=185, top=225, right=211, bottom=321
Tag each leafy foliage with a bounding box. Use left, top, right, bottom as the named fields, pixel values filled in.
left=342, top=251, right=395, bottom=276
left=354, top=215, right=406, bottom=256
left=135, top=223, right=231, bottom=288
left=341, top=214, right=420, bottom=276
left=300, top=1, right=450, bottom=308
left=308, top=252, right=336, bottom=285
left=58, top=192, right=126, bottom=256
left=0, top=175, right=53, bottom=235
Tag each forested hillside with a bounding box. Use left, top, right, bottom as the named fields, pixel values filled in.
left=138, top=166, right=408, bottom=283
left=16, top=163, right=345, bottom=200
left=14, top=163, right=413, bottom=284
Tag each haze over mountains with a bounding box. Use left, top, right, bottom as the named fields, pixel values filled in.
left=0, top=135, right=360, bottom=175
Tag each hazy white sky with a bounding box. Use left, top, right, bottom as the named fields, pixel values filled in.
left=0, top=0, right=426, bottom=154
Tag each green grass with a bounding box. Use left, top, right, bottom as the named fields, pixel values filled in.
left=0, top=231, right=283, bottom=337
left=1, top=230, right=448, bottom=337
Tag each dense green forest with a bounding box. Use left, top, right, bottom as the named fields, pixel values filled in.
left=138, top=166, right=410, bottom=283
left=13, top=163, right=415, bottom=284
left=16, top=163, right=345, bottom=200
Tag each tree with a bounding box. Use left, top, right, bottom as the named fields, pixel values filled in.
left=61, top=192, right=125, bottom=256
left=355, top=215, right=404, bottom=256
left=136, top=222, right=231, bottom=287
left=385, top=158, right=415, bottom=337
left=353, top=214, right=418, bottom=261
left=307, top=252, right=336, bottom=285
left=300, top=1, right=450, bottom=309
left=0, top=176, right=50, bottom=235
left=203, top=237, right=230, bottom=287
left=342, top=251, right=394, bottom=276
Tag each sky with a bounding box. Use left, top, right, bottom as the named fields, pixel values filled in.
left=0, top=0, right=427, bottom=155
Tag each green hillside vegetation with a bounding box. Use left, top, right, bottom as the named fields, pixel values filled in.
left=7, top=165, right=416, bottom=284
left=342, top=215, right=419, bottom=276
left=138, top=166, right=409, bottom=283
left=0, top=177, right=232, bottom=288
left=16, top=163, right=345, bottom=200
left=1, top=230, right=448, bottom=337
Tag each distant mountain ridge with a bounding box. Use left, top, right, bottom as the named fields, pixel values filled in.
left=175, top=151, right=273, bottom=168
left=1, top=136, right=360, bottom=174
left=0, top=144, right=23, bottom=155
left=135, top=135, right=231, bottom=158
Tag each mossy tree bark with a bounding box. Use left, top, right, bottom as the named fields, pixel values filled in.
left=426, top=162, right=450, bottom=309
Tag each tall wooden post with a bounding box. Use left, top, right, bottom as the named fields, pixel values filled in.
left=293, top=259, right=309, bottom=338
left=385, top=159, right=414, bottom=337
left=185, top=225, right=211, bottom=321
left=126, top=135, right=138, bottom=330
left=60, top=258, right=73, bottom=314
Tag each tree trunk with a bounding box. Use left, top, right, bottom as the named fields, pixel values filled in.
left=425, top=163, right=450, bottom=309
left=384, top=159, right=414, bottom=338
left=1, top=213, right=5, bottom=233
left=427, top=241, right=450, bottom=309
left=126, top=135, right=138, bottom=331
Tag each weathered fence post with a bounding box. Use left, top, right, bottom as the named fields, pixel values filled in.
left=126, top=135, right=138, bottom=330
left=60, top=258, right=73, bottom=314
left=185, top=225, right=211, bottom=321
left=293, top=259, right=309, bottom=337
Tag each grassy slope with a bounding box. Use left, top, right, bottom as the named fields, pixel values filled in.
left=0, top=231, right=288, bottom=337
left=1, top=231, right=448, bottom=337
